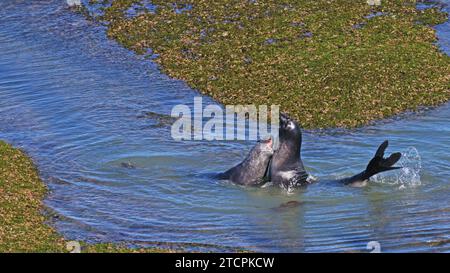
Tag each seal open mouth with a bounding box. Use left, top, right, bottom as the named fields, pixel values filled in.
left=261, top=137, right=272, bottom=144
left=261, top=137, right=273, bottom=150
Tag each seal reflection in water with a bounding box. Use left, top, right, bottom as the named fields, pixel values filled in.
left=217, top=138, right=274, bottom=186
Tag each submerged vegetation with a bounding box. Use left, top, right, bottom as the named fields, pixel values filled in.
left=87, top=0, right=449, bottom=128
left=0, top=141, right=174, bottom=252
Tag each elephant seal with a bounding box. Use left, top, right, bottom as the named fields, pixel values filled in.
left=218, top=138, right=274, bottom=186
left=270, top=113, right=402, bottom=188
left=269, top=113, right=310, bottom=189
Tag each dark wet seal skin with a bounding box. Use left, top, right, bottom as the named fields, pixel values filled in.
left=269, top=113, right=310, bottom=189
left=217, top=138, right=274, bottom=186
left=121, top=162, right=136, bottom=169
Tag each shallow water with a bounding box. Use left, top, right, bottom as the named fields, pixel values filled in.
left=0, top=0, right=449, bottom=252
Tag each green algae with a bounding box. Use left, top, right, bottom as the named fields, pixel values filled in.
left=0, top=141, right=175, bottom=253
left=95, top=0, right=449, bottom=128
left=0, top=141, right=66, bottom=252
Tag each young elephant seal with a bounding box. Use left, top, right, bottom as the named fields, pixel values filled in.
left=218, top=138, right=274, bottom=186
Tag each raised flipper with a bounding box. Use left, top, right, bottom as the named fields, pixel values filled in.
left=365, top=140, right=402, bottom=178
left=341, top=140, right=402, bottom=186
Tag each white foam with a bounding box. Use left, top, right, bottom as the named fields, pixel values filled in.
left=372, top=147, right=422, bottom=188
left=67, top=0, right=82, bottom=7
left=306, top=174, right=318, bottom=184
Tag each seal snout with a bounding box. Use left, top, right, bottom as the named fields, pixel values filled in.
left=261, top=136, right=272, bottom=145
left=266, top=137, right=273, bottom=148
left=280, top=113, right=290, bottom=126
left=260, top=136, right=274, bottom=153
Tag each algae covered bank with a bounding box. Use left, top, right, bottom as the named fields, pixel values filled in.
left=86, top=0, right=450, bottom=128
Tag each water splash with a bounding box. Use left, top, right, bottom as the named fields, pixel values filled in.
left=260, top=182, right=273, bottom=188
left=306, top=174, right=318, bottom=184
left=66, top=0, right=81, bottom=7
left=397, top=147, right=422, bottom=187
left=277, top=174, right=318, bottom=194
left=279, top=182, right=296, bottom=195
left=372, top=147, right=422, bottom=188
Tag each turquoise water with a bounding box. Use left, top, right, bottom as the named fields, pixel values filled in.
left=0, top=0, right=449, bottom=252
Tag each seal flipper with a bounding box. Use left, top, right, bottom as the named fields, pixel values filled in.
left=365, top=140, right=402, bottom=178
left=341, top=140, right=402, bottom=186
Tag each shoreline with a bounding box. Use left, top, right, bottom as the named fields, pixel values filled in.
left=0, top=140, right=176, bottom=253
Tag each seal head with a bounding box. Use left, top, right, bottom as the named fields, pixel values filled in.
left=219, top=137, right=274, bottom=186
